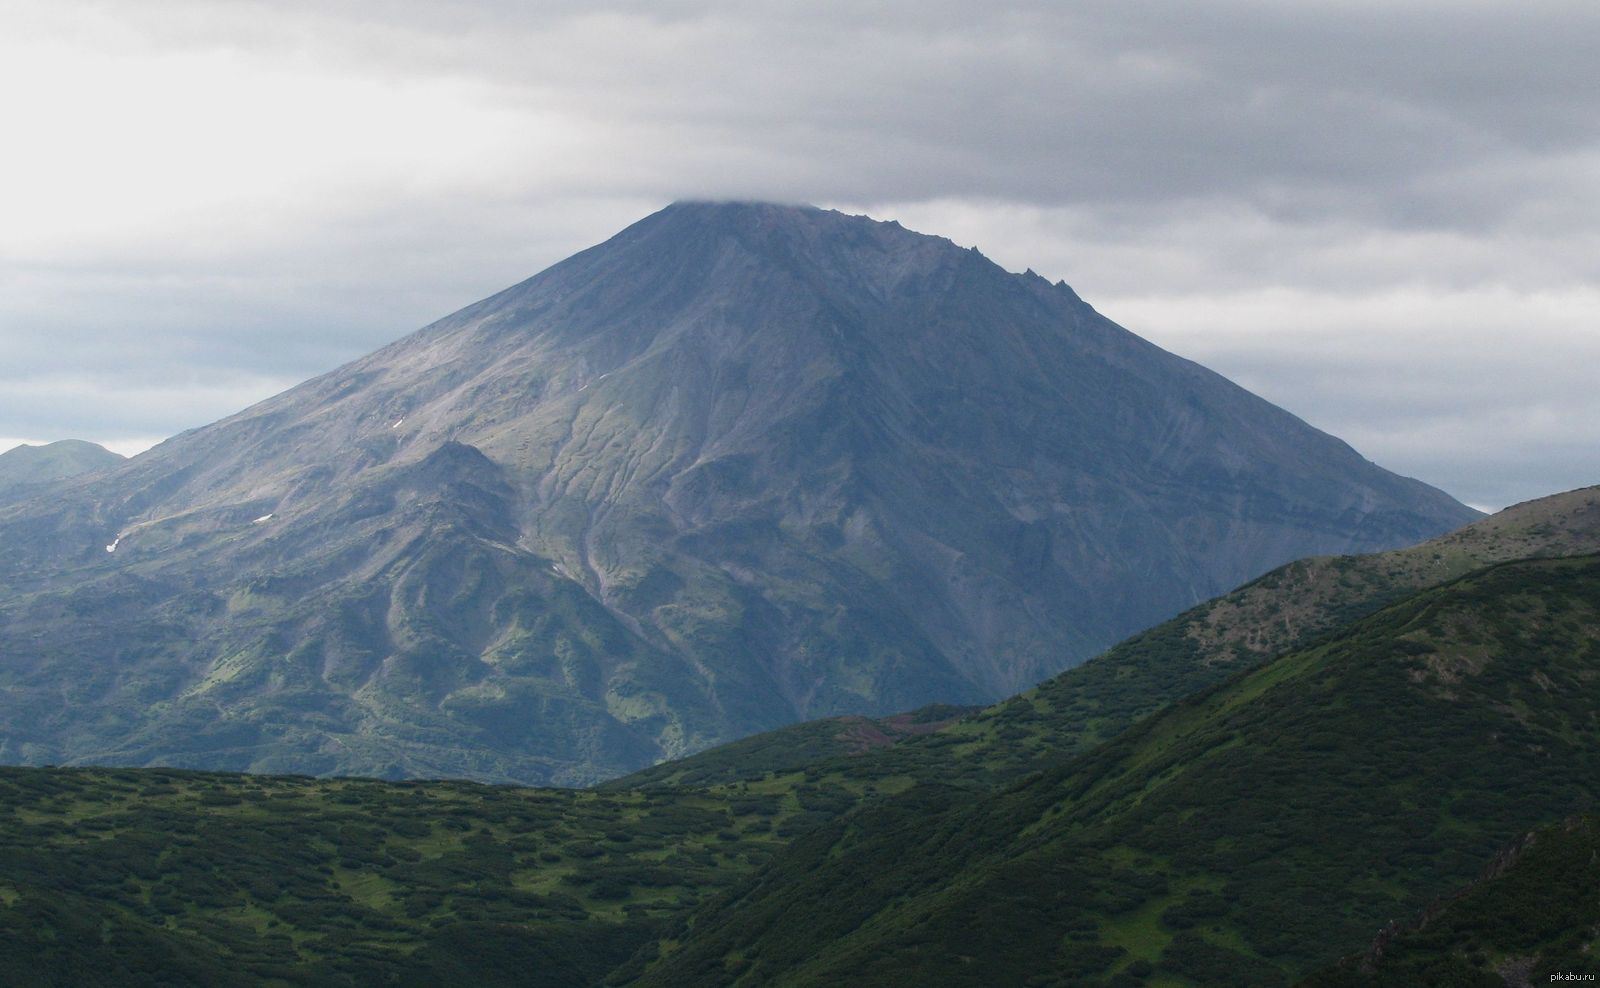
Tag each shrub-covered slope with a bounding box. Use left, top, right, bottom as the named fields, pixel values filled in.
left=0, top=765, right=810, bottom=987
left=1303, top=815, right=1600, bottom=988
left=633, top=554, right=1600, bottom=986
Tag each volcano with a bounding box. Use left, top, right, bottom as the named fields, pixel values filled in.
left=0, top=202, right=1478, bottom=784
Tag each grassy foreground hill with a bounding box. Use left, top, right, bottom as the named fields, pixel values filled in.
left=631, top=553, right=1600, bottom=986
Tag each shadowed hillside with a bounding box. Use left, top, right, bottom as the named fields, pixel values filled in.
left=1303, top=815, right=1600, bottom=987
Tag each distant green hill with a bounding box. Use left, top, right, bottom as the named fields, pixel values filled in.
left=0, top=766, right=796, bottom=986
left=632, top=554, right=1600, bottom=986
left=1303, top=815, right=1600, bottom=987
left=0, top=439, right=123, bottom=501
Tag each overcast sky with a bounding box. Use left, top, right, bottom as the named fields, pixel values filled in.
left=3, top=0, right=1597, bottom=510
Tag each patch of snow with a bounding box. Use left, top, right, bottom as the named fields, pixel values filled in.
left=105, top=535, right=121, bottom=553
left=577, top=384, right=588, bottom=392
left=252, top=514, right=273, bottom=524
left=392, top=418, right=404, bottom=429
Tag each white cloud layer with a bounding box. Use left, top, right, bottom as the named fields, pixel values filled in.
left=2, top=0, right=1597, bottom=508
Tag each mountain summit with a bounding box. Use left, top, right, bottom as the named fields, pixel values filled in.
left=0, top=202, right=1478, bottom=783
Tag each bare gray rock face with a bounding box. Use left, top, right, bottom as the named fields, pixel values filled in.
left=0, top=202, right=1479, bottom=784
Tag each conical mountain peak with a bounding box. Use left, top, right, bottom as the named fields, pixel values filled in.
left=0, top=204, right=1480, bottom=785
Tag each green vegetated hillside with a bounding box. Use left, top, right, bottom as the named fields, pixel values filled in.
left=0, top=766, right=810, bottom=987
left=617, top=485, right=1600, bottom=795
left=631, top=553, right=1600, bottom=986
left=1303, top=815, right=1600, bottom=987
left=0, top=440, right=123, bottom=502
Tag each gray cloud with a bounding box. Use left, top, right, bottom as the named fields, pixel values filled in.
left=2, top=0, right=1597, bottom=509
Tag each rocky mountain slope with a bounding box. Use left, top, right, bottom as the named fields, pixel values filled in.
left=0, top=202, right=1478, bottom=784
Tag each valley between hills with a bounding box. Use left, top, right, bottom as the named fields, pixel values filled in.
left=2, top=485, right=1597, bottom=986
